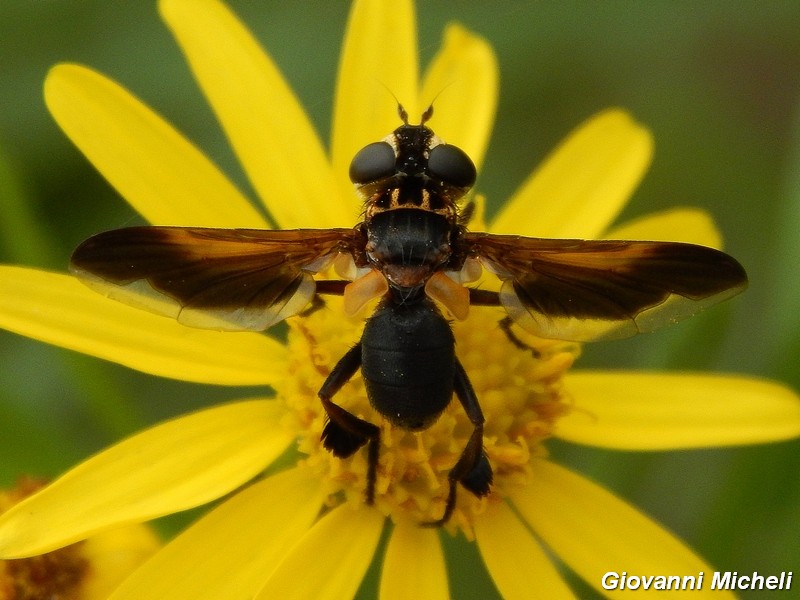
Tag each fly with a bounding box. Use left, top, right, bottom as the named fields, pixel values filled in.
left=71, top=105, right=748, bottom=525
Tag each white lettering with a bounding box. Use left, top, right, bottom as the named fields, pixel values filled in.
left=751, top=573, right=766, bottom=589
left=602, top=572, right=707, bottom=591
left=712, top=571, right=792, bottom=590
left=712, top=571, right=732, bottom=589
left=603, top=570, right=788, bottom=592
left=651, top=576, right=667, bottom=590
left=601, top=572, right=619, bottom=590
left=680, top=574, right=701, bottom=590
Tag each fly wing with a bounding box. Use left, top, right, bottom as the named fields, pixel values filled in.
left=464, top=232, right=748, bottom=342
left=71, top=226, right=359, bottom=331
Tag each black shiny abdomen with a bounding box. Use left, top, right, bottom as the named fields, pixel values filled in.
left=361, top=298, right=455, bottom=430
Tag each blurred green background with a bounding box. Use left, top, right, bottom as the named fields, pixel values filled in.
left=1, top=1, right=798, bottom=598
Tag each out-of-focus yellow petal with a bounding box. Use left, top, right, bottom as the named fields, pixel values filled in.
left=0, top=401, right=291, bottom=558
left=475, top=502, right=575, bottom=600
left=557, top=371, right=800, bottom=450
left=81, top=524, right=161, bottom=600
left=160, top=0, right=347, bottom=228
left=379, top=521, right=448, bottom=600
left=420, top=24, right=498, bottom=171
left=331, top=0, right=418, bottom=192
left=604, top=208, right=723, bottom=249
left=44, top=64, right=263, bottom=228
left=255, top=505, right=383, bottom=600
left=109, top=469, right=323, bottom=600
left=491, top=109, right=653, bottom=238
left=0, top=267, right=288, bottom=385
left=514, top=460, right=737, bottom=599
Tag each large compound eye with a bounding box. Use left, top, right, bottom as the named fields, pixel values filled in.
left=349, top=141, right=396, bottom=184
left=427, top=144, right=477, bottom=188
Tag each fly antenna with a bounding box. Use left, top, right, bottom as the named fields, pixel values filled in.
left=398, top=103, right=410, bottom=125
left=420, top=81, right=457, bottom=125
left=375, top=81, right=410, bottom=125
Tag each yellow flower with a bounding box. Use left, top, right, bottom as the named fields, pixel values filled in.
left=0, top=0, right=798, bottom=598
left=0, top=478, right=160, bottom=599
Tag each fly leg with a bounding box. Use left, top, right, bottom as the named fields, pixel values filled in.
left=499, top=315, right=541, bottom=358
left=425, top=358, right=493, bottom=526
left=298, top=281, right=350, bottom=317
left=318, top=342, right=381, bottom=504
left=467, top=290, right=540, bottom=357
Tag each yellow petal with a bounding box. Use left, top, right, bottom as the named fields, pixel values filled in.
left=604, top=208, right=723, bottom=249
left=81, top=524, right=162, bottom=600
left=557, top=371, right=800, bottom=450
left=0, top=267, right=288, bottom=385
left=109, top=469, right=323, bottom=600
left=491, top=109, right=653, bottom=238
left=160, top=0, right=348, bottom=228
left=475, top=502, right=575, bottom=600
left=379, top=521, right=448, bottom=600
left=255, top=505, right=383, bottom=600
left=44, top=64, right=263, bottom=228
left=0, top=400, right=292, bottom=558
left=420, top=24, right=498, bottom=171
left=331, top=0, right=418, bottom=192
left=513, top=460, right=737, bottom=599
